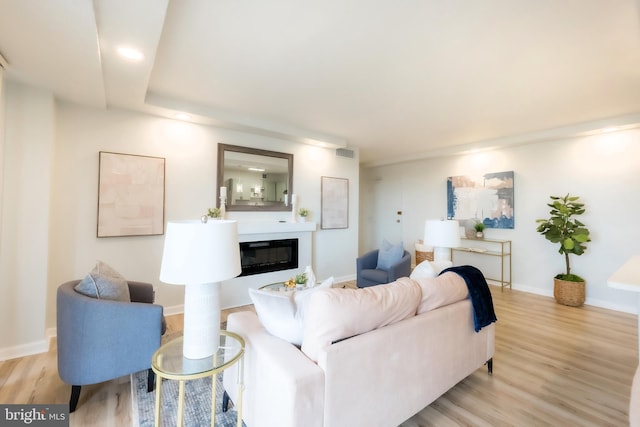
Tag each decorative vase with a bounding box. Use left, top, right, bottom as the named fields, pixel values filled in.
left=476, top=232, right=484, bottom=239
left=553, top=277, right=585, bottom=307
left=299, top=217, right=307, bottom=223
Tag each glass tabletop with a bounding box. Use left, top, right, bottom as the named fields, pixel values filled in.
left=151, top=330, right=244, bottom=380
left=259, top=281, right=318, bottom=292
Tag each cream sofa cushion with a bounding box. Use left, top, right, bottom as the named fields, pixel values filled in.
left=248, top=277, right=334, bottom=346
left=415, top=271, right=469, bottom=314
left=302, top=277, right=421, bottom=362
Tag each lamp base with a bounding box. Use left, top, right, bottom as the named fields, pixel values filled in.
left=433, top=247, right=452, bottom=263
left=183, top=282, right=221, bottom=359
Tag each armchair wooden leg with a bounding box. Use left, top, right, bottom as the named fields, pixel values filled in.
left=147, top=368, right=156, bottom=392
left=487, top=358, right=493, bottom=375
left=70, top=385, right=81, bottom=413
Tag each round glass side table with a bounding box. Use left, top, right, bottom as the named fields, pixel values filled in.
left=151, top=330, right=245, bottom=427
left=259, top=281, right=318, bottom=291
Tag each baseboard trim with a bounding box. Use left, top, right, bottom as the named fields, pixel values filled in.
left=163, top=304, right=184, bottom=316
left=0, top=340, right=49, bottom=362
left=506, top=282, right=637, bottom=314
left=335, top=274, right=356, bottom=283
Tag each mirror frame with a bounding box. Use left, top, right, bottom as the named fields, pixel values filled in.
left=217, top=143, right=294, bottom=212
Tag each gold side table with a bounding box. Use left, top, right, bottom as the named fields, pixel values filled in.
left=151, top=330, right=245, bottom=427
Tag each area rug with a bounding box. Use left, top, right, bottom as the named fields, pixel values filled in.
left=131, top=369, right=245, bottom=427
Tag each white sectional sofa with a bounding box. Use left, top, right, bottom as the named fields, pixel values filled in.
left=223, top=272, right=496, bottom=427
left=632, top=365, right=640, bottom=427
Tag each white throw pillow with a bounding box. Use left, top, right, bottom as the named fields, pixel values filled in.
left=414, top=271, right=469, bottom=314
left=301, top=277, right=421, bottom=362
left=249, top=277, right=334, bottom=346
left=410, top=260, right=452, bottom=279
left=74, top=260, right=130, bottom=302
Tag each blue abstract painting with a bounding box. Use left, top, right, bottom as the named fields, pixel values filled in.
left=447, top=171, right=514, bottom=229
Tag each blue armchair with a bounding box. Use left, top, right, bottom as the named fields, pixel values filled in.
left=356, top=249, right=412, bottom=288
left=56, top=280, right=164, bottom=412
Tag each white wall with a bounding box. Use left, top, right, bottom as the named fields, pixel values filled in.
left=362, top=131, right=640, bottom=314
left=0, top=83, right=55, bottom=358
left=0, top=82, right=359, bottom=359
left=0, top=66, right=5, bottom=242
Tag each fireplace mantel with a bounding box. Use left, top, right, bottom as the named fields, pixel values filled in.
left=221, top=220, right=317, bottom=308
left=237, top=220, right=317, bottom=235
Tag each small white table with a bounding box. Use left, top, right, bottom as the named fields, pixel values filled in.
left=607, top=255, right=640, bottom=356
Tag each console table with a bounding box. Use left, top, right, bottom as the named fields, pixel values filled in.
left=451, top=238, right=512, bottom=290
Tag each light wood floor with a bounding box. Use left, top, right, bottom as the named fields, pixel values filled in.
left=0, top=285, right=637, bottom=426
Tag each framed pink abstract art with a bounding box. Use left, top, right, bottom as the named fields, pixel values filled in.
left=97, top=152, right=165, bottom=237
left=321, top=176, right=349, bottom=229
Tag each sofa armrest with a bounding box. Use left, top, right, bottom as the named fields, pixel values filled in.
left=127, top=281, right=155, bottom=303
left=387, top=250, right=412, bottom=281
left=223, top=311, right=324, bottom=427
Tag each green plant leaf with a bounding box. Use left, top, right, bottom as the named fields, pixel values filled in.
left=573, top=233, right=590, bottom=243
left=563, top=238, right=574, bottom=250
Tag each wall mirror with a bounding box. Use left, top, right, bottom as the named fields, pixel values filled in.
left=217, top=143, right=293, bottom=211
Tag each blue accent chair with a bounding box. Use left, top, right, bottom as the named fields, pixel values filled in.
left=356, top=249, right=412, bottom=288
left=56, top=280, right=165, bottom=412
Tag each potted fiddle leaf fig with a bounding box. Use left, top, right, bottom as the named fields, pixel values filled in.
left=535, top=194, right=591, bottom=306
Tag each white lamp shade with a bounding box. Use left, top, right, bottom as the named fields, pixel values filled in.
left=424, top=219, right=461, bottom=249
left=160, top=219, right=241, bottom=285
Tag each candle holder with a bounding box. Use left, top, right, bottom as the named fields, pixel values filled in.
left=219, top=196, right=226, bottom=220
left=219, top=187, right=227, bottom=220
left=290, top=194, right=297, bottom=223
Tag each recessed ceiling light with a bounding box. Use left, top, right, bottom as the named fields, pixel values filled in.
left=176, top=113, right=191, bottom=121
left=116, top=46, right=144, bottom=61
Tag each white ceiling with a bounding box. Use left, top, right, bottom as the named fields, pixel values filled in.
left=1, top=0, right=640, bottom=166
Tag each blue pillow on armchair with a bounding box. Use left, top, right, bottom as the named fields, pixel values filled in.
left=376, top=239, right=404, bottom=270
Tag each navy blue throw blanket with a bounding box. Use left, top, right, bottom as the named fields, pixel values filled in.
left=439, top=265, right=497, bottom=332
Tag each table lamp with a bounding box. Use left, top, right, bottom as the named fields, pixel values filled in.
left=424, top=219, right=461, bottom=262
left=160, top=218, right=241, bottom=359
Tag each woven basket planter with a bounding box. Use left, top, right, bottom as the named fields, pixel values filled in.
left=415, top=250, right=434, bottom=264
left=553, top=277, right=585, bottom=307
left=415, top=240, right=434, bottom=265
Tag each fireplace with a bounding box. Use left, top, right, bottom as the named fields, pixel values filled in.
left=221, top=221, right=315, bottom=308
left=239, top=238, right=299, bottom=277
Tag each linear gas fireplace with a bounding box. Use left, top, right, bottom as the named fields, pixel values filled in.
left=239, top=238, right=299, bottom=277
